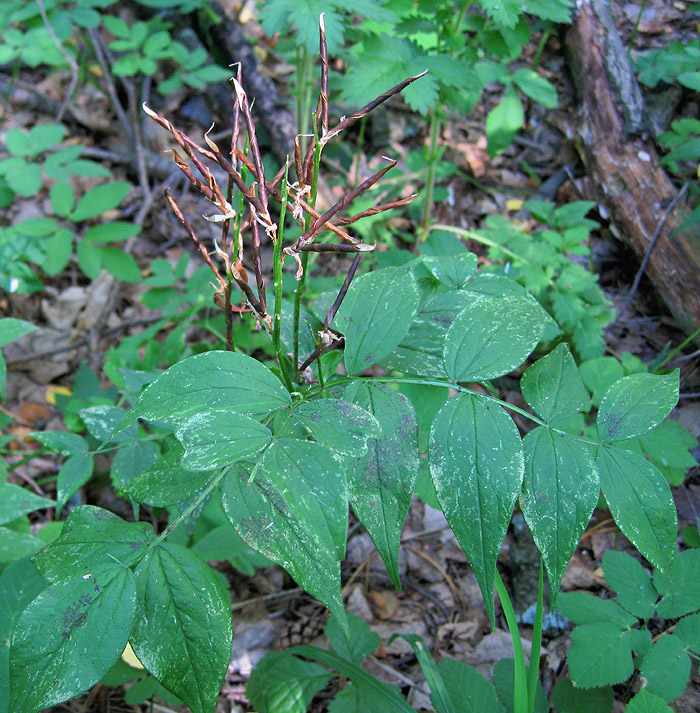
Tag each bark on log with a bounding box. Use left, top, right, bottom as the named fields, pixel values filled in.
left=567, top=0, right=700, bottom=337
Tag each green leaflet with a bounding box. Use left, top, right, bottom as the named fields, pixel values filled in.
left=294, top=398, right=382, bottom=456
left=246, top=650, right=331, bottom=713
left=558, top=592, right=637, bottom=628
left=175, top=409, right=272, bottom=470
left=34, top=506, right=153, bottom=582
left=596, top=446, right=676, bottom=574
left=654, top=549, right=700, bottom=618
left=602, top=551, right=657, bottom=619
left=596, top=371, right=679, bottom=443
left=550, top=679, right=614, bottom=713
left=55, top=453, right=94, bottom=514
left=626, top=689, right=674, bottom=713
left=120, top=437, right=215, bottom=507
left=566, top=623, right=635, bottom=688
left=334, top=266, right=419, bottom=376
left=520, top=343, right=588, bottom=422
left=422, top=252, right=478, bottom=289
left=130, top=543, right=233, bottom=713
left=640, top=635, right=690, bottom=702
left=0, top=483, right=55, bottom=525
left=324, top=613, right=379, bottom=667
left=113, top=350, right=291, bottom=436
left=9, top=566, right=136, bottom=713
left=429, top=393, right=524, bottom=623
left=520, top=428, right=598, bottom=605
left=443, top=295, right=545, bottom=382
left=222, top=439, right=348, bottom=628
left=437, top=658, right=506, bottom=713
left=344, top=383, right=419, bottom=589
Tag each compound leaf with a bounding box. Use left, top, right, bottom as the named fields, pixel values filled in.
left=9, top=566, right=135, bottom=713
left=443, top=295, right=545, bottom=382
left=344, top=383, right=419, bottom=589
left=520, top=428, right=598, bottom=605
left=430, top=393, right=524, bottom=623
left=130, top=543, right=232, bottom=713
left=602, top=550, right=657, bottom=619
left=520, top=343, right=588, bottom=422
left=567, top=623, right=635, bottom=688
left=654, top=549, right=700, bottom=618
left=596, top=372, right=679, bottom=443
left=596, top=446, right=676, bottom=574
left=114, top=351, right=291, bottom=435
left=640, top=635, right=690, bottom=702
left=335, top=266, right=419, bottom=376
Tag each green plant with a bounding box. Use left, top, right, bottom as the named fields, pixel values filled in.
left=556, top=548, right=700, bottom=709
left=2, top=19, right=694, bottom=713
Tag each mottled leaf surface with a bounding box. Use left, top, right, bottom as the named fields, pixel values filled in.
left=597, top=446, right=676, bottom=573
left=9, top=566, right=135, bottom=713
left=344, top=383, right=419, bottom=589
left=422, top=252, right=478, bottom=289
left=0, top=483, right=55, bottom=526
left=444, top=296, right=545, bottom=382
left=130, top=544, right=232, bottom=713
left=520, top=344, right=588, bottom=422
left=114, top=351, right=291, bottom=435
left=430, top=393, right=524, bottom=622
left=175, top=409, right=272, bottom=470
left=521, top=428, right=598, bottom=604
left=596, top=372, right=679, bottom=443
left=334, top=267, right=419, bottom=375
left=222, top=440, right=348, bottom=625
left=294, top=398, right=382, bottom=456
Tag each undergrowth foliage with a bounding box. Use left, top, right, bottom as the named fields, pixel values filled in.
left=1, top=13, right=696, bottom=713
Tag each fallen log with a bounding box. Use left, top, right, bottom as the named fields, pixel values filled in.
left=566, top=0, right=700, bottom=338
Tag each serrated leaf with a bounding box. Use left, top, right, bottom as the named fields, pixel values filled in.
left=294, top=398, right=382, bottom=456
left=325, top=613, right=379, bottom=666
left=115, top=350, right=291, bottom=435
left=260, top=0, right=346, bottom=53
left=334, top=266, right=419, bottom=375
left=443, top=295, right=544, bottom=382
left=596, top=446, right=676, bottom=574
left=246, top=650, right=331, bottom=713
left=596, top=372, right=679, bottom=443
left=71, top=181, right=131, bottom=221
left=520, top=429, right=599, bottom=604
left=626, top=689, right=674, bottom=713
left=0, top=483, right=55, bottom=526
left=602, top=550, right=657, bottom=619
left=430, top=393, right=524, bottom=623
left=9, top=566, right=135, bottom=713
left=33, top=506, right=152, bottom=583
left=130, top=543, right=232, bottom=713
left=422, top=252, right=478, bottom=289
left=175, top=408, right=272, bottom=470
left=567, top=623, right=635, bottom=688
left=674, top=613, right=700, bottom=653
left=640, top=635, right=690, bottom=702
left=640, top=420, right=698, bottom=470
left=438, top=658, right=506, bottom=713
left=654, top=549, right=700, bottom=618
left=56, top=453, right=94, bottom=514
left=557, top=592, right=637, bottom=628
left=550, top=678, right=614, bottom=713
left=520, top=344, right=588, bottom=422
left=486, top=88, right=524, bottom=157
left=477, top=0, right=521, bottom=26
left=0, top=318, right=36, bottom=347
left=344, top=383, right=419, bottom=589
left=222, top=439, right=348, bottom=626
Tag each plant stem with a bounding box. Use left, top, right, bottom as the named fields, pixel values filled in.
left=419, top=108, right=442, bottom=242
left=527, top=563, right=544, bottom=713
left=273, top=163, right=294, bottom=392
left=292, top=114, right=322, bottom=372
left=495, top=572, right=529, bottom=713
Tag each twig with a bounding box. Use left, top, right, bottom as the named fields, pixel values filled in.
left=35, top=0, right=79, bottom=121
left=613, top=183, right=688, bottom=324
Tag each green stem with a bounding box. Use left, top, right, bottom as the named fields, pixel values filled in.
left=419, top=109, right=442, bottom=241
left=527, top=563, right=544, bottom=713
left=273, top=162, right=294, bottom=392
left=495, top=572, right=529, bottom=713
left=531, top=25, right=552, bottom=72
left=656, top=325, right=700, bottom=369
